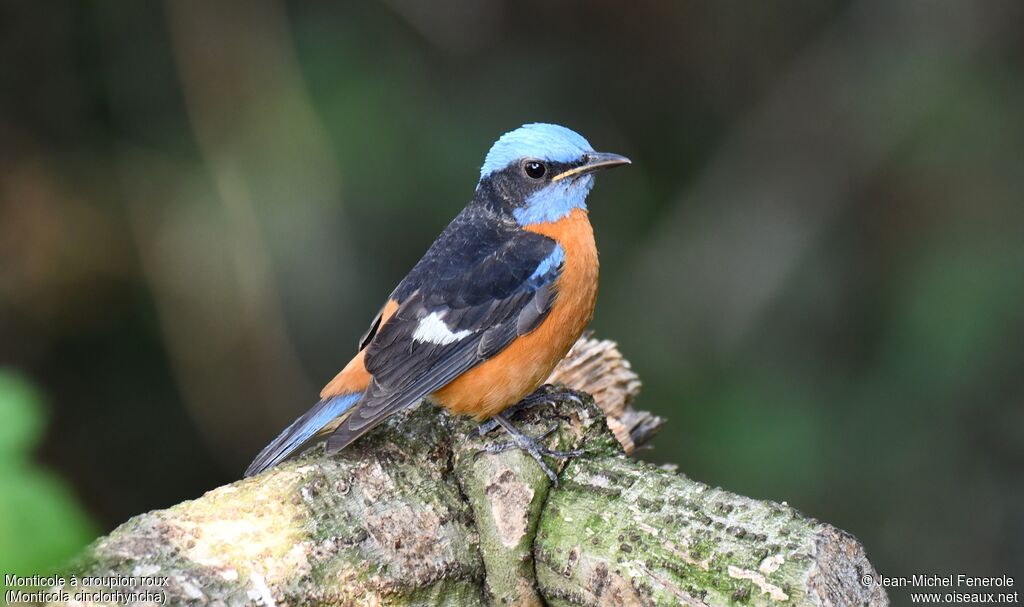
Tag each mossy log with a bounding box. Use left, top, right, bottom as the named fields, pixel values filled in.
left=46, top=339, right=887, bottom=606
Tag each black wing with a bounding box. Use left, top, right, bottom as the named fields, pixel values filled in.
left=325, top=206, right=562, bottom=452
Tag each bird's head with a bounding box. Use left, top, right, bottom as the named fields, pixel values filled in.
left=477, top=123, right=630, bottom=225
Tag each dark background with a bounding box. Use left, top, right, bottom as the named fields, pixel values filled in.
left=2, top=0, right=1022, bottom=599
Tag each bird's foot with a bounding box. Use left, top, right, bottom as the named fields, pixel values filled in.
left=481, top=414, right=585, bottom=484
left=476, top=385, right=584, bottom=436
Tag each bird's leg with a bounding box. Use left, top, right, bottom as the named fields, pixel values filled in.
left=481, top=414, right=585, bottom=484
left=477, top=385, right=584, bottom=436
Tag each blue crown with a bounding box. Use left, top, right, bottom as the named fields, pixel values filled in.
left=480, top=123, right=594, bottom=180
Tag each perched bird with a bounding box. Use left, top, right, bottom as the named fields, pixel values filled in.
left=245, top=123, right=629, bottom=479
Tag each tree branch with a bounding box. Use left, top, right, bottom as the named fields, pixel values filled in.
left=49, top=339, right=887, bottom=606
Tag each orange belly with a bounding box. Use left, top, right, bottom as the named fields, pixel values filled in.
left=432, top=208, right=599, bottom=419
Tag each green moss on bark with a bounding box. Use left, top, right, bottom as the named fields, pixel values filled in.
left=49, top=395, right=885, bottom=607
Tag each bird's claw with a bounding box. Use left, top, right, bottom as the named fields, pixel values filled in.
left=478, top=417, right=586, bottom=485
left=483, top=424, right=557, bottom=452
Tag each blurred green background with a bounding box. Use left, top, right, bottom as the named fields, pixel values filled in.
left=1, top=0, right=1022, bottom=598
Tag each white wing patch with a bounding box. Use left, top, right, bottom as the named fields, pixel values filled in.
left=412, top=311, right=473, bottom=345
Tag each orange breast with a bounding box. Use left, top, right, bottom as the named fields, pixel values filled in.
left=433, top=208, right=599, bottom=419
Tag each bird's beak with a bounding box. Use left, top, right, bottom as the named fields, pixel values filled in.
left=551, top=152, right=632, bottom=182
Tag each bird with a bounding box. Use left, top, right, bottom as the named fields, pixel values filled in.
left=245, top=123, right=629, bottom=480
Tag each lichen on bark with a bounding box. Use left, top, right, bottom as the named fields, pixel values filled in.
left=41, top=338, right=886, bottom=607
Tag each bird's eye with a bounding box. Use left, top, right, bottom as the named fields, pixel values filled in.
left=523, top=161, right=546, bottom=179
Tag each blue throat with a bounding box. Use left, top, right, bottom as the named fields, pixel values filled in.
left=512, top=175, right=594, bottom=225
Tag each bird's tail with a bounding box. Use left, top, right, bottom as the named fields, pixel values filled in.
left=244, top=391, right=362, bottom=477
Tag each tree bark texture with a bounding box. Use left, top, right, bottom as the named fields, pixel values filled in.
left=45, top=339, right=887, bottom=607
